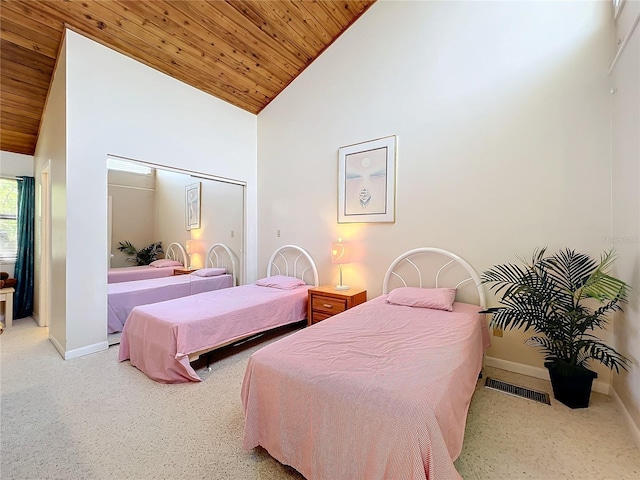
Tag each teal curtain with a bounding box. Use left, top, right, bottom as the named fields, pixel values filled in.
left=14, top=176, right=34, bottom=319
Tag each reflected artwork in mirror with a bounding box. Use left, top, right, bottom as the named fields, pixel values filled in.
left=106, top=156, right=246, bottom=342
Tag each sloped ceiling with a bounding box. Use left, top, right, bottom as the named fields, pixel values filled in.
left=0, top=0, right=375, bottom=155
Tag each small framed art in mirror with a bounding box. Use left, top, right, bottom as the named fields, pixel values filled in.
left=185, top=182, right=201, bottom=230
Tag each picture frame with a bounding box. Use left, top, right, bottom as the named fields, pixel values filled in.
left=338, top=135, right=397, bottom=224
left=185, top=182, right=201, bottom=230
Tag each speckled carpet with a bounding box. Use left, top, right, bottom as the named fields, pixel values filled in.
left=1, top=318, right=639, bottom=480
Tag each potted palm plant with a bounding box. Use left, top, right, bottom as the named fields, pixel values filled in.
left=481, top=248, right=631, bottom=409
left=117, top=241, right=163, bottom=266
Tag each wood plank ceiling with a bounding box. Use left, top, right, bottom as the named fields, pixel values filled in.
left=0, top=0, right=375, bottom=156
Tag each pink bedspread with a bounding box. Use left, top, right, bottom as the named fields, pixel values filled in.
left=108, top=265, right=177, bottom=284
left=107, top=274, right=234, bottom=334
left=242, top=296, right=491, bottom=480
left=118, top=284, right=311, bottom=383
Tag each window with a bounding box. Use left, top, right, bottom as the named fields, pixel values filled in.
left=0, top=178, right=18, bottom=260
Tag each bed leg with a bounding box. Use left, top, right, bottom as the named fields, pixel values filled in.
left=205, top=352, right=213, bottom=373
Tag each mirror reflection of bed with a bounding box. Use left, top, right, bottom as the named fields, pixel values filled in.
left=106, top=156, right=245, bottom=344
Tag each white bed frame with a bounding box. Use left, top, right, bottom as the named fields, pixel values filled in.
left=205, top=243, right=237, bottom=285
left=382, top=247, right=486, bottom=308
left=190, top=245, right=318, bottom=365
left=266, top=245, right=319, bottom=287
left=165, top=242, right=188, bottom=267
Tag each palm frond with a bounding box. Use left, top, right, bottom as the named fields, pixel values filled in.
left=482, top=247, right=632, bottom=374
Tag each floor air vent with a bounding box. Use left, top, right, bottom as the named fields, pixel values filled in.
left=484, top=377, right=551, bottom=405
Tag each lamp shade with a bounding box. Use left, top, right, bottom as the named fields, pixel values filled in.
left=186, top=239, right=196, bottom=254
left=331, top=241, right=351, bottom=264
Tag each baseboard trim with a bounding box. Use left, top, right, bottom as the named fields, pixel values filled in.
left=49, top=333, right=65, bottom=359
left=610, top=387, right=640, bottom=451
left=484, top=356, right=610, bottom=395
left=64, top=341, right=109, bottom=360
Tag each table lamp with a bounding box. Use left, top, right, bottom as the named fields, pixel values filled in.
left=331, top=239, right=351, bottom=291
left=185, top=239, right=195, bottom=268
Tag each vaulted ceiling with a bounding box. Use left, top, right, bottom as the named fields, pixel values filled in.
left=0, top=0, right=375, bottom=156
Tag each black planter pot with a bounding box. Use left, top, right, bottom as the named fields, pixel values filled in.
left=545, top=362, right=597, bottom=409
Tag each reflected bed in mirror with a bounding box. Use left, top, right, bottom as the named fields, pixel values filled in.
left=107, top=242, right=187, bottom=284
left=107, top=156, right=245, bottom=283
left=107, top=243, right=238, bottom=335
left=107, top=156, right=246, bottom=344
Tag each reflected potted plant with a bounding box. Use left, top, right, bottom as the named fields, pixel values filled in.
left=117, top=241, right=163, bottom=266
left=481, top=248, right=631, bottom=409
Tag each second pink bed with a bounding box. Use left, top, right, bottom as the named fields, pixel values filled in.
left=119, top=244, right=319, bottom=383
left=119, top=283, right=310, bottom=383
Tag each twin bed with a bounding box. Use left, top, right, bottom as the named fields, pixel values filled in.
left=118, top=245, right=318, bottom=383
left=108, top=242, right=189, bottom=283
left=241, top=247, right=490, bottom=480
left=117, top=244, right=489, bottom=479
left=107, top=243, right=237, bottom=334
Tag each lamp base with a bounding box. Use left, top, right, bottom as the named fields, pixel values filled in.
left=334, top=285, right=350, bottom=291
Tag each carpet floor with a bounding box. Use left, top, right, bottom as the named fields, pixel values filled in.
left=1, top=318, right=639, bottom=479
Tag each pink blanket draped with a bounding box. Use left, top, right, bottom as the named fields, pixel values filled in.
left=242, top=296, right=491, bottom=480
left=108, top=265, right=177, bottom=284
left=107, top=274, right=234, bottom=334
left=118, top=284, right=311, bottom=383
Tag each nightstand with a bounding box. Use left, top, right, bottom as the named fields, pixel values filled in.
left=173, top=267, right=198, bottom=276
left=307, top=285, right=367, bottom=326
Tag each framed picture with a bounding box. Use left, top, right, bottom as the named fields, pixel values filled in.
left=185, top=182, right=201, bottom=230
left=338, top=135, right=397, bottom=223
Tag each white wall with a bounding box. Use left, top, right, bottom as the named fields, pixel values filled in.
left=258, top=1, right=616, bottom=378
left=0, top=151, right=34, bottom=278
left=154, top=169, right=191, bottom=256
left=0, top=151, right=33, bottom=176
left=108, top=169, right=157, bottom=267
left=34, top=35, right=67, bottom=350
left=39, top=29, right=257, bottom=357
left=610, top=0, right=640, bottom=440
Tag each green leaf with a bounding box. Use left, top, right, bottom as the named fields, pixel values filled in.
left=482, top=247, right=632, bottom=373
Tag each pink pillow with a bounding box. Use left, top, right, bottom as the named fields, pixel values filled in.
left=149, top=259, right=183, bottom=268
left=191, top=267, right=226, bottom=277
left=255, top=275, right=306, bottom=290
left=385, top=287, right=456, bottom=311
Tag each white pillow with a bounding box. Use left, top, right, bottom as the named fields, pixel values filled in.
left=191, top=267, right=227, bottom=277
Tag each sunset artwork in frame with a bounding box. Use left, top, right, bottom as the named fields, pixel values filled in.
left=338, top=135, right=397, bottom=223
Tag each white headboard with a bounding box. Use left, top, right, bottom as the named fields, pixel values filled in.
left=205, top=243, right=237, bottom=286
left=266, top=245, right=319, bottom=287
left=382, top=247, right=486, bottom=308
left=165, top=242, right=188, bottom=267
